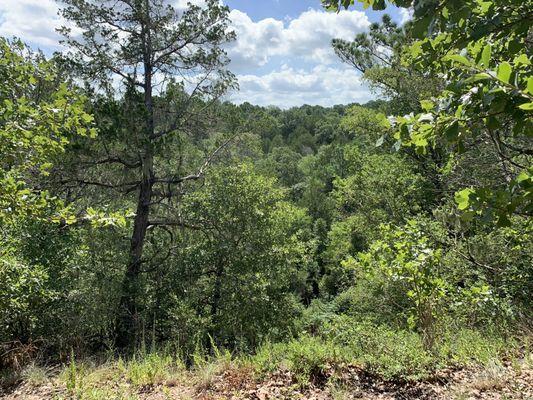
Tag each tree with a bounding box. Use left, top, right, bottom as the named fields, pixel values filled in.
left=322, top=0, right=532, bottom=225
left=393, top=0, right=532, bottom=225
left=0, top=38, right=95, bottom=357
left=333, top=15, right=440, bottom=115
left=58, top=0, right=236, bottom=346
left=0, top=38, right=95, bottom=224
left=339, top=105, right=389, bottom=147
left=321, top=146, right=432, bottom=295
left=175, top=164, right=310, bottom=347
left=355, top=219, right=448, bottom=349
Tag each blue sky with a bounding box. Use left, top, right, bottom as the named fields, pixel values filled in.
left=0, top=0, right=409, bottom=108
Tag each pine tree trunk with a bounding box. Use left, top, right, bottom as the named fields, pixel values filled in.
left=116, top=22, right=155, bottom=347
left=116, top=150, right=154, bottom=348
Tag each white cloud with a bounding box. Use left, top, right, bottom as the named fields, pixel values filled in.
left=283, top=9, right=369, bottom=60
left=226, top=8, right=370, bottom=71
left=228, top=65, right=372, bottom=108
left=0, top=0, right=65, bottom=50
left=0, top=0, right=215, bottom=51
left=174, top=0, right=212, bottom=11
left=0, top=1, right=374, bottom=107
left=227, top=10, right=285, bottom=72
left=0, top=1, right=370, bottom=68
left=399, top=8, right=413, bottom=24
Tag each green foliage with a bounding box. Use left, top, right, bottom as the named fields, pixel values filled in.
left=434, top=328, right=510, bottom=368
left=324, top=317, right=434, bottom=380
left=355, top=220, right=448, bottom=348
left=251, top=335, right=346, bottom=384
left=161, top=164, right=309, bottom=349
left=320, top=145, right=432, bottom=295
left=339, top=105, right=390, bottom=146
left=1, top=0, right=531, bottom=388
left=252, top=313, right=513, bottom=382
left=118, top=352, right=180, bottom=387
left=0, top=38, right=94, bottom=224
left=325, top=0, right=532, bottom=224
left=0, top=254, right=52, bottom=343
left=393, top=1, right=530, bottom=225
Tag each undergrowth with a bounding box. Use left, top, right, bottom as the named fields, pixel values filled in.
left=1, top=324, right=527, bottom=398
left=249, top=316, right=522, bottom=382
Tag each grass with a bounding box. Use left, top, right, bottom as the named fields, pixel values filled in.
left=250, top=335, right=347, bottom=384
left=21, top=362, right=49, bottom=386
left=434, top=328, right=510, bottom=368
left=52, top=350, right=185, bottom=399
left=3, top=324, right=528, bottom=399
left=50, top=345, right=236, bottom=398
left=190, top=340, right=235, bottom=391
left=118, top=352, right=182, bottom=387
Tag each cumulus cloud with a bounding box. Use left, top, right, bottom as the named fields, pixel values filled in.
left=226, top=8, right=370, bottom=71
left=0, top=0, right=65, bottom=50
left=174, top=0, right=213, bottom=11
left=0, top=1, right=373, bottom=107
left=283, top=9, right=369, bottom=59
left=0, top=0, right=216, bottom=51
left=228, top=65, right=372, bottom=108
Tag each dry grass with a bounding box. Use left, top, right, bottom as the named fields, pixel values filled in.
left=2, top=348, right=532, bottom=400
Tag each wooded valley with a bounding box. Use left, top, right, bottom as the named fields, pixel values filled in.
left=0, top=0, right=532, bottom=398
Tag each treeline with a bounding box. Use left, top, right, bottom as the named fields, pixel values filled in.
left=1, top=0, right=531, bottom=374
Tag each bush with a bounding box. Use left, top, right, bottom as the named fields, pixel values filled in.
left=251, top=335, right=347, bottom=384
left=434, top=328, right=510, bottom=368
left=320, top=316, right=434, bottom=380
left=293, top=306, right=518, bottom=381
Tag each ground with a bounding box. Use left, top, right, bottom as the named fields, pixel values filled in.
left=2, top=358, right=532, bottom=400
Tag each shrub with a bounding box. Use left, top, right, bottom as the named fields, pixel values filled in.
left=434, top=328, right=510, bottom=368
left=251, top=336, right=347, bottom=384
left=320, top=316, right=434, bottom=380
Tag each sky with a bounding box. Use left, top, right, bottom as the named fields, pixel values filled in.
left=0, top=0, right=410, bottom=108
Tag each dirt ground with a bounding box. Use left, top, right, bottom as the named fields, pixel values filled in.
left=2, top=361, right=532, bottom=399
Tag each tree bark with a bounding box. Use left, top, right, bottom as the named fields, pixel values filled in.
left=116, top=150, right=154, bottom=348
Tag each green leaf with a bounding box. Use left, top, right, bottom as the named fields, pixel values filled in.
left=527, top=77, right=533, bottom=94
left=360, top=0, right=373, bottom=9
left=464, top=72, right=491, bottom=83
left=455, top=188, right=474, bottom=210
left=480, top=44, right=491, bottom=67
left=514, top=53, right=530, bottom=66
left=518, top=102, right=533, bottom=111
left=444, top=120, right=460, bottom=142
left=412, top=15, right=432, bottom=39
left=516, top=170, right=530, bottom=184
left=445, top=54, right=472, bottom=66
left=497, top=62, right=512, bottom=83
left=420, top=100, right=434, bottom=111
left=410, top=41, right=423, bottom=58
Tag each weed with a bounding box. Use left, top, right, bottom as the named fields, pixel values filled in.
left=192, top=340, right=234, bottom=392
left=120, top=352, right=181, bottom=387
left=21, top=362, right=49, bottom=386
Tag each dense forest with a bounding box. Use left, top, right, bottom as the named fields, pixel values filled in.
left=1, top=0, right=532, bottom=398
